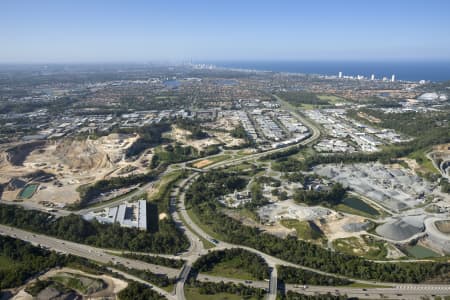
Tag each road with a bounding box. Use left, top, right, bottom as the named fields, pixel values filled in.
left=175, top=264, right=192, bottom=300
left=109, top=267, right=176, bottom=300
left=3, top=96, right=450, bottom=299
left=193, top=273, right=450, bottom=300
left=0, top=224, right=180, bottom=278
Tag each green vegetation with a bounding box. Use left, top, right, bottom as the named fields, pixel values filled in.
left=51, top=273, right=106, bottom=294
left=230, top=124, right=248, bottom=139
left=336, top=197, right=380, bottom=218
left=124, top=123, right=171, bottom=158
left=332, top=236, right=388, bottom=260
left=25, top=280, right=76, bottom=297
left=151, top=143, right=220, bottom=168
left=118, top=281, right=166, bottom=300
left=185, top=280, right=265, bottom=300
left=442, top=178, right=450, bottom=194
left=273, top=110, right=450, bottom=175
left=115, top=252, right=185, bottom=268
left=148, top=169, right=187, bottom=215
left=185, top=170, right=450, bottom=283
left=192, top=249, right=270, bottom=280
left=276, top=91, right=331, bottom=107
left=185, top=288, right=253, bottom=300
left=280, top=219, right=323, bottom=240
left=176, top=119, right=209, bottom=139
left=278, top=266, right=352, bottom=286
left=179, top=208, right=215, bottom=249
left=293, top=183, right=347, bottom=206
left=112, top=263, right=176, bottom=288
left=0, top=255, right=16, bottom=271
left=189, top=154, right=231, bottom=169
left=408, top=148, right=440, bottom=175
left=18, top=183, right=39, bottom=199
left=317, top=94, right=346, bottom=103
left=0, top=204, right=189, bottom=254
left=405, top=245, right=440, bottom=259
left=75, top=169, right=160, bottom=209
left=0, top=236, right=68, bottom=289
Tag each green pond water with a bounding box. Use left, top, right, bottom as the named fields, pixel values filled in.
left=18, top=184, right=38, bottom=199
left=406, top=245, right=440, bottom=259
left=342, top=197, right=380, bottom=216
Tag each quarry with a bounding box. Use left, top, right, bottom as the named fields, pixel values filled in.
left=0, top=133, right=150, bottom=207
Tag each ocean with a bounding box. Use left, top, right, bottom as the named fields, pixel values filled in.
left=209, top=61, right=450, bottom=82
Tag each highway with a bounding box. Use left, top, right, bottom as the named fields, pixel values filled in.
left=168, top=99, right=450, bottom=299
left=3, top=97, right=450, bottom=299
left=0, top=224, right=180, bottom=278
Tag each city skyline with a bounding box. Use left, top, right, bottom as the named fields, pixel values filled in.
left=1, top=0, right=450, bottom=63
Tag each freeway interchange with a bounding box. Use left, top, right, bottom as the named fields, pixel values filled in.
left=2, top=100, right=450, bottom=300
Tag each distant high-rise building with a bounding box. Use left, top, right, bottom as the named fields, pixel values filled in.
left=338, top=71, right=342, bottom=78
left=391, top=74, right=395, bottom=82
left=371, top=74, right=375, bottom=80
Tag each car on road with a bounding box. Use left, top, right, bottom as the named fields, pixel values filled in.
left=244, top=280, right=252, bottom=284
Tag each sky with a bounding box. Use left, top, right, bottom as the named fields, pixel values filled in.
left=1, top=0, right=450, bottom=63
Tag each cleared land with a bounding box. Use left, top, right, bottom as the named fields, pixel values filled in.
left=280, top=219, right=323, bottom=240
left=333, top=236, right=388, bottom=260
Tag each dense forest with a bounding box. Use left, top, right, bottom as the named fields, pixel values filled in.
left=185, top=170, right=450, bottom=283
left=293, top=183, right=347, bottom=206
left=151, top=143, right=220, bottom=168
left=0, top=204, right=189, bottom=254
left=0, top=236, right=67, bottom=289
left=118, top=282, right=166, bottom=300
left=192, top=248, right=270, bottom=280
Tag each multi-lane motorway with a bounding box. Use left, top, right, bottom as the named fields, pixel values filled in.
left=3, top=98, right=450, bottom=299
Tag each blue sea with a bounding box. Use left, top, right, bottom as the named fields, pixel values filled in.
left=209, top=61, right=450, bottom=82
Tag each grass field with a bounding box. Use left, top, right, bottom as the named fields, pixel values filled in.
left=280, top=219, right=323, bottom=240
left=181, top=208, right=215, bottom=249
left=186, top=207, right=222, bottom=240
left=317, top=94, right=346, bottom=103
left=202, top=257, right=257, bottom=280
left=408, top=149, right=439, bottom=175
left=185, top=287, right=258, bottom=300
left=148, top=169, right=184, bottom=202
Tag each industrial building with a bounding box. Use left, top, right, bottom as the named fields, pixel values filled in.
left=84, top=199, right=147, bottom=231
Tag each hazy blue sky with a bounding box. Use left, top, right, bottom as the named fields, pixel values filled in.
left=1, top=0, right=450, bottom=63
